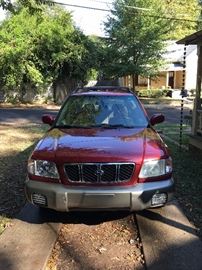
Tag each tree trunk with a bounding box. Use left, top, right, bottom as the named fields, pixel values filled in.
left=20, top=74, right=27, bottom=102
left=132, top=74, right=138, bottom=92
left=52, top=80, right=57, bottom=104
left=53, top=76, right=79, bottom=104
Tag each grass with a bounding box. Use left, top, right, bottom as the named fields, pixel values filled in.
left=165, top=139, right=202, bottom=238
left=156, top=123, right=191, bottom=147
left=140, top=97, right=194, bottom=107
left=155, top=122, right=202, bottom=237
left=0, top=124, right=47, bottom=235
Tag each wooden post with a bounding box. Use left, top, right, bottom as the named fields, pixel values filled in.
left=192, top=45, right=202, bottom=135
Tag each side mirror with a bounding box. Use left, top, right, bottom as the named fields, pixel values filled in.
left=150, top=114, right=165, bottom=126
left=42, top=114, right=55, bottom=126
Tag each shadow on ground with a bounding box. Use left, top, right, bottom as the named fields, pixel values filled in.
left=147, top=239, right=202, bottom=270
left=137, top=208, right=197, bottom=237
left=0, top=252, right=15, bottom=270
left=17, top=203, right=132, bottom=226
left=0, top=145, right=34, bottom=218
left=137, top=206, right=202, bottom=270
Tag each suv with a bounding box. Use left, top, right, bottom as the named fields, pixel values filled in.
left=25, top=86, right=174, bottom=211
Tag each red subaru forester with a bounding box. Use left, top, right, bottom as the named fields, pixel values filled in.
left=25, top=86, right=174, bottom=211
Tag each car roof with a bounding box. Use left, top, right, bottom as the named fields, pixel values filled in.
left=72, top=86, right=134, bottom=95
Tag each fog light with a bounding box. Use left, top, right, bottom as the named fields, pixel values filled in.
left=32, top=193, right=47, bottom=206
left=151, top=193, right=167, bottom=206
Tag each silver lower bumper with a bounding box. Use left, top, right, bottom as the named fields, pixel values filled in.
left=25, top=178, right=174, bottom=211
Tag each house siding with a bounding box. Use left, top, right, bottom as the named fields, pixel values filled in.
left=150, top=73, right=167, bottom=89
left=175, top=71, right=183, bottom=89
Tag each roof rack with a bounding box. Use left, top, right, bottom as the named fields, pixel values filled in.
left=73, top=86, right=133, bottom=94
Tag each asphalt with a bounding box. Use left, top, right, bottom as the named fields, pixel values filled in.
left=0, top=103, right=191, bottom=125
left=0, top=107, right=58, bottom=125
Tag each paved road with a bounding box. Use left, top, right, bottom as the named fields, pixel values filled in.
left=144, top=104, right=191, bottom=124
left=0, top=104, right=191, bottom=125
left=0, top=107, right=59, bottom=125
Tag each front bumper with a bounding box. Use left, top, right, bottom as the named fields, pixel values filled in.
left=25, top=178, right=174, bottom=211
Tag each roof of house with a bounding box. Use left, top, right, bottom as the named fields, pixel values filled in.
left=177, top=29, right=202, bottom=45
left=161, top=41, right=197, bottom=71
left=163, top=41, right=196, bottom=63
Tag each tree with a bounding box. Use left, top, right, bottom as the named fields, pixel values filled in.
left=103, top=0, right=201, bottom=88
left=104, top=0, right=170, bottom=85
left=0, top=6, right=98, bottom=101
left=0, top=0, right=51, bottom=13
left=197, top=0, right=202, bottom=30
left=162, top=0, right=201, bottom=39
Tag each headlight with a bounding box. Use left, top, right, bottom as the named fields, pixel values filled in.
left=139, top=158, right=172, bottom=178
left=28, top=160, right=59, bottom=179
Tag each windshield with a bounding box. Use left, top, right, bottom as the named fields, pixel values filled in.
left=55, top=95, right=148, bottom=128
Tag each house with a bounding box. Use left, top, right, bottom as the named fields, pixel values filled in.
left=119, top=41, right=197, bottom=92
left=177, top=30, right=202, bottom=151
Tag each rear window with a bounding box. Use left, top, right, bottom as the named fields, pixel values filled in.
left=55, top=95, right=148, bottom=128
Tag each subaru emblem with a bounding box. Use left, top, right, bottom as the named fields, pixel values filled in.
left=95, top=169, right=104, bottom=176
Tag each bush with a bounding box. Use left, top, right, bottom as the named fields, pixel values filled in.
left=190, top=89, right=196, bottom=96
left=137, top=88, right=169, bottom=98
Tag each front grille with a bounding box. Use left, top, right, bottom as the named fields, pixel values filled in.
left=83, top=165, right=98, bottom=183
left=64, top=163, right=135, bottom=183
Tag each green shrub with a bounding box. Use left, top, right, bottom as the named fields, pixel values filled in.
left=190, top=89, right=196, bottom=96
left=137, top=88, right=169, bottom=98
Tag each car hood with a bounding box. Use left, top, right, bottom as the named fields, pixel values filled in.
left=32, top=127, right=168, bottom=164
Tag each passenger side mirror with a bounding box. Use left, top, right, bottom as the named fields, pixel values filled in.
left=150, top=114, right=165, bottom=126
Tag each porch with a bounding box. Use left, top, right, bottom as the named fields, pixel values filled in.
left=120, top=70, right=183, bottom=91
left=177, top=30, right=202, bottom=151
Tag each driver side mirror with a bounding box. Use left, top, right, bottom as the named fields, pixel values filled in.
left=42, top=114, right=55, bottom=126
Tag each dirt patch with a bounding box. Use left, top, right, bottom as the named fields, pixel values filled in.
left=46, top=213, right=145, bottom=270
left=0, top=124, right=46, bottom=232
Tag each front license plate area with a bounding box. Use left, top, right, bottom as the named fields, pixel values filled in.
left=68, top=193, right=130, bottom=209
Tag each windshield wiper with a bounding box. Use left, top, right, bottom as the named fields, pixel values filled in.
left=55, top=125, right=90, bottom=128
left=109, top=124, right=135, bottom=128
left=55, top=124, right=136, bottom=129
left=90, top=124, right=135, bottom=129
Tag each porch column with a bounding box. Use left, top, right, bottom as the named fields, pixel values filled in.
left=166, top=72, right=169, bottom=88
left=192, top=45, right=202, bottom=135
left=147, top=76, right=150, bottom=90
